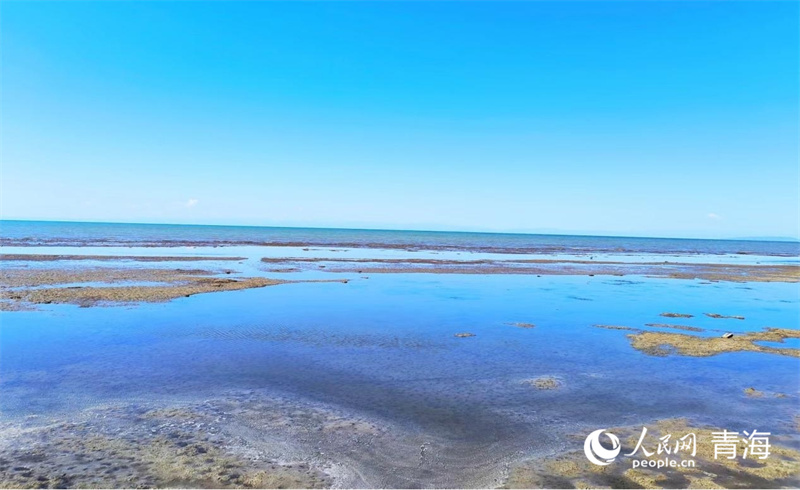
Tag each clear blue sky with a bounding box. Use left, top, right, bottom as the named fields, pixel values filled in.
left=2, top=1, right=798, bottom=239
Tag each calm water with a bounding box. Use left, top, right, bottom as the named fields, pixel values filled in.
left=2, top=220, right=799, bottom=256
left=1, top=222, right=799, bottom=486
left=2, top=273, right=798, bottom=422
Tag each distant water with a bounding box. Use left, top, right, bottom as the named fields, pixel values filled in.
left=1, top=220, right=798, bottom=256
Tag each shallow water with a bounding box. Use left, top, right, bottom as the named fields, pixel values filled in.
left=754, top=338, right=800, bottom=349
left=1, top=234, right=799, bottom=486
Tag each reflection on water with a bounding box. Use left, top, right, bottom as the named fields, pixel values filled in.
left=2, top=272, right=798, bottom=419
left=0, top=246, right=799, bottom=486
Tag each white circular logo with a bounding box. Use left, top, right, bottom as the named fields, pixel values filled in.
left=584, top=429, right=621, bottom=465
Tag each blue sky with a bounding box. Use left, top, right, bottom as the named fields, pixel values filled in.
left=2, top=1, right=798, bottom=239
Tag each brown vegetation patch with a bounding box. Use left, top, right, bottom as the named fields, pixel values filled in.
left=261, top=258, right=800, bottom=283
left=627, top=328, right=800, bottom=358
left=0, top=266, right=345, bottom=308
left=594, top=324, right=638, bottom=331
left=744, top=387, right=765, bottom=398
left=2, top=277, right=283, bottom=307
left=0, top=267, right=214, bottom=288
left=645, top=323, right=705, bottom=332
left=705, top=313, right=746, bottom=320
left=0, top=254, right=245, bottom=262
left=522, top=377, right=562, bottom=390
left=660, top=312, right=694, bottom=318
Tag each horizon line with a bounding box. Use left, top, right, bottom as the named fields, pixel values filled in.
left=1, top=218, right=798, bottom=244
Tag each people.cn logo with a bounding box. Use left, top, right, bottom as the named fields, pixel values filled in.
left=584, top=429, right=621, bottom=466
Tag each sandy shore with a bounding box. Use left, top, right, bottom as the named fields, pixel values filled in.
left=2, top=393, right=797, bottom=489
left=0, top=254, right=246, bottom=262
left=0, top=389, right=515, bottom=488
left=2, top=276, right=285, bottom=309
left=0, top=267, right=221, bottom=287
left=0, top=396, right=335, bottom=489
left=0, top=265, right=344, bottom=309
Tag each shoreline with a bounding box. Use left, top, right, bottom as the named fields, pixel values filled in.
left=0, top=265, right=346, bottom=309
left=2, top=253, right=798, bottom=311
left=2, top=240, right=798, bottom=257
left=259, top=257, right=800, bottom=283
left=2, top=393, right=797, bottom=489
left=0, top=254, right=246, bottom=262
left=2, top=248, right=798, bottom=489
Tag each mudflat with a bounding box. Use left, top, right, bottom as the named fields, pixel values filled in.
left=260, top=257, right=800, bottom=283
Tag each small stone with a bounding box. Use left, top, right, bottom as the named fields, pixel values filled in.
left=722, top=332, right=734, bottom=338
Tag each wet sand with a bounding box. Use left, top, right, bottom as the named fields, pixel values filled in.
left=0, top=266, right=345, bottom=309
left=3, top=277, right=285, bottom=308
left=0, top=390, right=518, bottom=489
left=260, top=257, right=800, bottom=283
left=4, top=235, right=798, bottom=257
left=0, top=267, right=220, bottom=288
left=2, top=393, right=798, bottom=489
left=0, top=254, right=246, bottom=262
left=0, top=397, right=334, bottom=489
